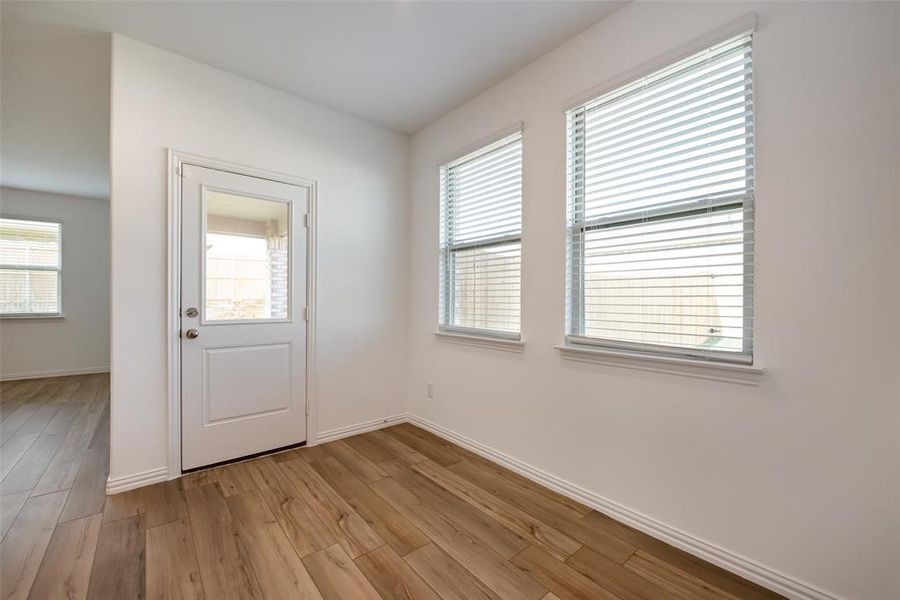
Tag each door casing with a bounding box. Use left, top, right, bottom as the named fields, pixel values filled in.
left=166, top=150, right=317, bottom=479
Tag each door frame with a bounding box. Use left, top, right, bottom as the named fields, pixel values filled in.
left=166, top=149, right=318, bottom=479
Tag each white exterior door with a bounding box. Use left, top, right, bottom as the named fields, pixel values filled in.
left=181, top=164, right=308, bottom=470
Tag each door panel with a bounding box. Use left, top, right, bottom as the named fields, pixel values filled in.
left=181, top=164, right=308, bottom=470
left=203, top=343, right=292, bottom=424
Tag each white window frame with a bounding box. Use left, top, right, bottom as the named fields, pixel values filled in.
left=564, top=22, right=757, bottom=366
left=437, top=125, right=524, bottom=343
left=0, top=215, right=64, bottom=319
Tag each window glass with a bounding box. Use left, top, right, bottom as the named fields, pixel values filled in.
left=440, top=131, right=522, bottom=337
left=0, top=218, right=62, bottom=315
left=205, top=191, right=289, bottom=321
left=566, top=34, right=754, bottom=362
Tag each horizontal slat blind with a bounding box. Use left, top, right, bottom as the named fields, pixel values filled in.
left=0, top=218, right=62, bottom=315
left=566, top=34, right=754, bottom=362
left=440, top=131, right=522, bottom=337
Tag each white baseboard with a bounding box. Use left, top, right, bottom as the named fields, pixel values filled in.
left=314, top=413, right=406, bottom=445
left=406, top=413, right=840, bottom=600
left=0, top=366, right=110, bottom=382
left=106, top=467, right=170, bottom=495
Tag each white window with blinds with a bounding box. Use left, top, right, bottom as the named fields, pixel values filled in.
left=0, top=217, right=63, bottom=317
left=566, top=32, right=754, bottom=363
left=439, top=129, right=522, bottom=339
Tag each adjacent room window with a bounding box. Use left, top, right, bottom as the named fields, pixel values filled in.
left=0, top=217, right=63, bottom=316
left=566, top=33, right=754, bottom=363
left=439, top=130, right=523, bottom=339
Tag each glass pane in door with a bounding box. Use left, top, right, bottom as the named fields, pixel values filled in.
left=205, top=190, right=290, bottom=321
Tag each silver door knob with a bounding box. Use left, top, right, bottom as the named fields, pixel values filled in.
left=185, top=329, right=200, bottom=339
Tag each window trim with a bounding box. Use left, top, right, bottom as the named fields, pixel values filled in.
left=555, top=343, right=763, bottom=385
left=0, top=215, right=64, bottom=319
left=434, top=329, right=525, bottom=352
left=438, top=124, right=524, bottom=343
left=564, top=23, right=757, bottom=366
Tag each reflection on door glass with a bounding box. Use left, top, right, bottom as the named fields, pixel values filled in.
left=205, top=191, right=289, bottom=321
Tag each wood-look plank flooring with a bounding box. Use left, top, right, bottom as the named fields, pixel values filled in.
left=0, top=374, right=785, bottom=599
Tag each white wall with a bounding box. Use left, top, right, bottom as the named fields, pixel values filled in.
left=0, top=187, right=110, bottom=379
left=109, top=36, right=409, bottom=482
left=407, top=3, right=900, bottom=600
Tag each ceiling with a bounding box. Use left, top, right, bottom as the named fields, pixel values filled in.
left=1, top=13, right=111, bottom=198
left=2, top=0, right=622, bottom=134
left=1, top=1, right=622, bottom=199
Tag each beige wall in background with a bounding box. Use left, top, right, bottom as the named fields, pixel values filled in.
left=0, top=187, right=110, bottom=379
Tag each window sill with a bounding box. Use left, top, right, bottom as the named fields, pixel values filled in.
left=434, top=330, right=525, bottom=353
left=555, top=344, right=764, bottom=385
left=0, top=314, right=64, bottom=320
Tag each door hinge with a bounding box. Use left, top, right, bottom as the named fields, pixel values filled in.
left=303, top=306, right=310, bottom=322
left=303, top=213, right=309, bottom=228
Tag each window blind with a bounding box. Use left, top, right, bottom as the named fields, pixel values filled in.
left=566, top=33, right=754, bottom=363
left=440, top=130, right=522, bottom=338
left=0, top=218, right=62, bottom=315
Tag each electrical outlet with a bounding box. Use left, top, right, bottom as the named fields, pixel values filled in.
left=426, top=382, right=435, bottom=398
